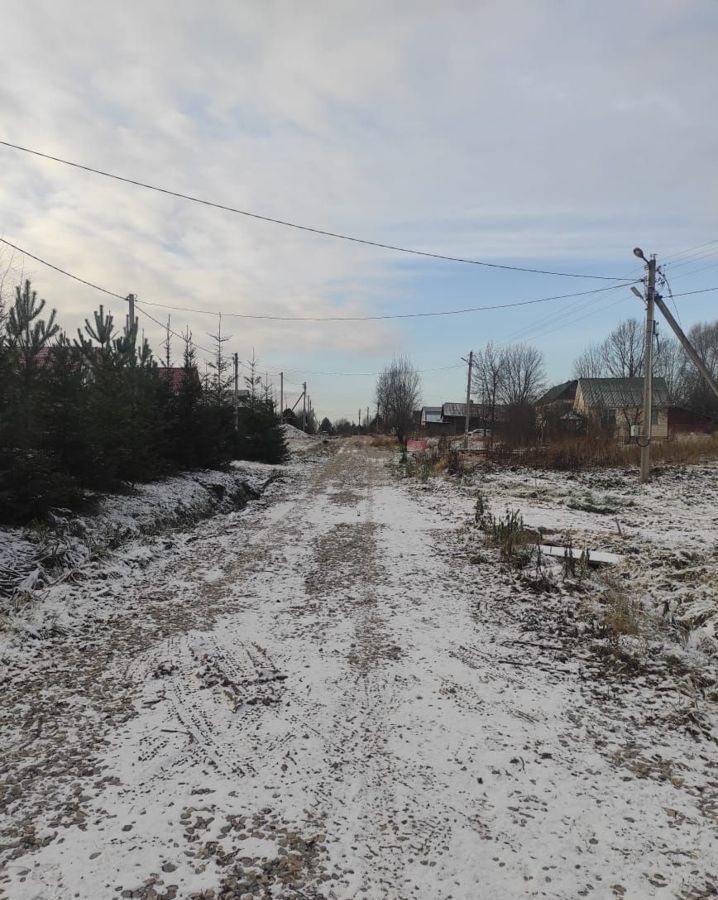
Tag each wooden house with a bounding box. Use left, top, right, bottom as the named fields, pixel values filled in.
left=574, top=377, right=669, bottom=442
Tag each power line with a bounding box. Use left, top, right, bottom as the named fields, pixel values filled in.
left=668, top=286, right=718, bottom=298
left=133, top=300, right=215, bottom=356
left=5, top=234, right=717, bottom=376
left=658, top=270, right=683, bottom=329
left=276, top=363, right=465, bottom=378
left=0, top=139, right=627, bottom=281
left=666, top=248, right=718, bottom=272
left=662, top=239, right=718, bottom=264
left=135, top=300, right=461, bottom=378
left=0, top=235, right=639, bottom=322
left=666, top=257, right=718, bottom=281
left=0, top=237, right=125, bottom=300
left=136, top=282, right=639, bottom=321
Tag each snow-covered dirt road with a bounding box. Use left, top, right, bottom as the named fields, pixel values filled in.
left=1, top=440, right=716, bottom=899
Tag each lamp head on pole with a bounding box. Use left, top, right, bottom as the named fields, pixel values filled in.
left=633, top=247, right=647, bottom=261
left=630, top=286, right=643, bottom=299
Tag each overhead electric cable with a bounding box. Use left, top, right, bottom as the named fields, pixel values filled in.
left=0, top=237, right=125, bottom=300
left=274, top=363, right=465, bottom=377
left=133, top=300, right=463, bottom=378
left=662, top=239, right=718, bottom=264
left=133, top=300, right=215, bottom=356
left=134, top=282, right=638, bottom=321
left=658, top=270, right=683, bottom=328
left=0, top=235, right=639, bottom=322
left=0, top=139, right=627, bottom=281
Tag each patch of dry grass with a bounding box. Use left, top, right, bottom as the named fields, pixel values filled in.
left=600, top=575, right=641, bottom=639
left=369, top=435, right=399, bottom=448
left=489, top=434, right=718, bottom=471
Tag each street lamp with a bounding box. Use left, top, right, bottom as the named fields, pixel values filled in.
left=633, top=247, right=647, bottom=261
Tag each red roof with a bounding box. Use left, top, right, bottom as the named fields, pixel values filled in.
left=159, top=367, right=188, bottom=391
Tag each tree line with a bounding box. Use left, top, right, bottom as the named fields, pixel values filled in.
left=572, top=317, right=718, bottom=417
left=373, top=318, right=718, bottom=443
left=0, top=280, right=287, bottom=525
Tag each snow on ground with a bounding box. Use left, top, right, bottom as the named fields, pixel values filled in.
left=0, top=463, right=279, bottom=639
left=281, top=423, right=313, bottom=442
left=1, top=440, right=717, bottom=899
left=281, top=423, right=327, bottom=451
left=445, top=461, right=718, bottom=657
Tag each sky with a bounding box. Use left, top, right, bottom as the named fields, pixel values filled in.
left=0, top=0, right=717, bottom=421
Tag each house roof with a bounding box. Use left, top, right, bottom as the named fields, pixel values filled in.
left=159, top=367, right=188, bottom=390
left=424, top=413, right=444, bottom=424
left=441, top=402, right=483, bottom=418
left=537, top=380, right=577, bottom=405
left=421, top=406, right=442, bottom=415
left=577, top=377, right=669, bottom=409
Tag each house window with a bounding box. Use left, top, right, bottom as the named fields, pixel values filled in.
left=651, top=409, right=659, bottom=426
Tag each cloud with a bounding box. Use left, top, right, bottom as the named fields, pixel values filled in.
left=0, top=0, right=716, bottom=416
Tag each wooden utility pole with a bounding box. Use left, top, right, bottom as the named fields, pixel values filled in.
left=127, top=293, right=136, bottom=333
left=636, top=251, right=656, bottom=482
left=463, top=350, right=474, bottom=449
left=233, top=352, right=239, bottom=431
left=302, top=381, right=307, bottom=431
left=280, top=372, right=284, bottom=421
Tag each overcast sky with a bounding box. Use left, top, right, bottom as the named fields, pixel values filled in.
left=1, top=0, right=717, bottom=419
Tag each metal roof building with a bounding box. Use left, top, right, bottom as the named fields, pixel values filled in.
left=576, top=377, right=669, bottom=409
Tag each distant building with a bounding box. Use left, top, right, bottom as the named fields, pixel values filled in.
left=536, top=380, right=578, bottom=414
left=536, top=380, right=580, bottom=437
left=414, top=401, right=507, bottom=436
left=538, top=376, right=671, bottom=442
left=440, top=402, right=485, bottom=434
left=419, top=406, right=452, bottom=435
left=574, top=377, right=669, bottom=442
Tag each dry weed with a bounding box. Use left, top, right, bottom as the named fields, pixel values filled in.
left=601, top=575, right=641, bottom=638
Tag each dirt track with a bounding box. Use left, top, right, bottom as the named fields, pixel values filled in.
left=1, top=439, right=716, bottom=899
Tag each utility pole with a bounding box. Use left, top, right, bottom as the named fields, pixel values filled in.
left=280, top=372, right=284, bottom=421
left=127, top=293, right=136, bottom=334
left=366, top=406, right=370, bottom=431
left=233, top=352, right=239, bottom=431
left=358, top=408, right=361, bottom=430
left=633, top=248, right=656, bottom=482
left=302, top=381, right=307, bottom=432
left=463, top=350, right=474, bottom=449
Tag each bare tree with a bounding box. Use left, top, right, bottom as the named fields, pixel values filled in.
left=472, top=342, right=506, bottom=446
left=681, top=321, right=718, bottom=416
left=375, top=355, right=421, bottom=444
left=654, top=334, right=686, bottom=404
left=573, top=318, right=646, bottom=380
left=572, top=343, right=605, bottom=379
left=498, top=343, right=545, bottom=406
left=602, top=318, right=644, bottom=377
